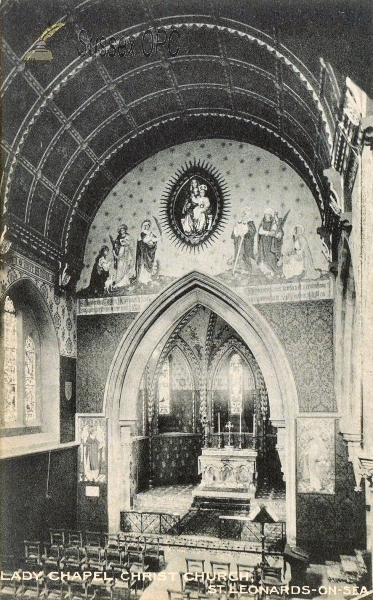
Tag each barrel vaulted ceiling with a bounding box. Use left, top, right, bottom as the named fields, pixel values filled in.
left=1, top=0, right=371, bottom=272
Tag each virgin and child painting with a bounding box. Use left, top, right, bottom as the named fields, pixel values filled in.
left=160, top=161, right=230, bottom=250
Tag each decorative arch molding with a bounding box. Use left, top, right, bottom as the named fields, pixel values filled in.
left=208, top=336, right=258, bottom=390
left=148, top=336, right=199, bottom=434
left=104, top=271, right=298, bottom=541
left=0, top=277, right=60, bottom=458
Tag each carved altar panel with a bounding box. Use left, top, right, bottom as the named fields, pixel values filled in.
left=194, top=447, right=257, bottom=500
left=297, top=418, right=335, bottom=494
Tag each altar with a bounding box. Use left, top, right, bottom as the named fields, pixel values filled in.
left=192, top=446, right=257, bottom=507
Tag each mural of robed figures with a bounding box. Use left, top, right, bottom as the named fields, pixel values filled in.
left=297, top=418, right=335, bottom=494
left=130, top=218, right=161, bottom=285
left=78, top=417, right=107, bottom=483
left=283, top=225, right=320, bottom=280
left=257, top=208, right=288, bottom=277
left=231, top=206, right=257, bottom=274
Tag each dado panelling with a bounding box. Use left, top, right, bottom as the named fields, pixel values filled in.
left=257, top=300, right=336, bottom=412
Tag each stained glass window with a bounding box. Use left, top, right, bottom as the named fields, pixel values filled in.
left=230, top=353, right=243, bottom=414
left=25, top=336, right=36, bottom=421
left=3, top=296, right=17, bottom=423
left=158, top=357, right=170, bottom=414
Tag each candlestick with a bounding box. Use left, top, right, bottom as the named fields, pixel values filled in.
left=239, top=411, right=242, bottom=449
left=253, top=414, right=256, bottom=437
left=218, top=412, right=220, bottom=435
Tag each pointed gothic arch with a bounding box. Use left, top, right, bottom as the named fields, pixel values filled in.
left=104, top=271, right=299, bottom=542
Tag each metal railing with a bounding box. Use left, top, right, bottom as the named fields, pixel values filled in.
left=120, top=511, right=181, bottom=535
left=219, top=516, right=286, bottom=551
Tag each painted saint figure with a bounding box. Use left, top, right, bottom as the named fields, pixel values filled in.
left=82, top=425, right=103, bottom=482
left=88, top=246, right=111, bottom=295
left=131, top=219, right=160, bottom=285
left=111, top=225, right=133, bottom=288
left=257, top=208, right=284, bottom=277
left=283, top=225, right=320, bottom=280
left=231, top=206, right=257, bottom=273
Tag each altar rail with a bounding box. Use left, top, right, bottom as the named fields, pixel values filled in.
left=219, top=516, right=286, bottom=551
left=120, top=511, right=181, bottom=535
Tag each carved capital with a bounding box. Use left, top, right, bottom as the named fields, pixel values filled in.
left=361, top=116, right=373, bottom=149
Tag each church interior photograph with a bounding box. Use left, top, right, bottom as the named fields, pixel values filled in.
left=1, top=0, right=372, bottom=598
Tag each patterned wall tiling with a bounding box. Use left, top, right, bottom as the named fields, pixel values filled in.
left=151, top=434, right=202, bottom=486
left=78, top=139, right=329, bottom=290
left=76, top=313, right=137, bottom=413
left=1, top=251, right=77, bottom=357
left=258, top=300, right=336, bottom=412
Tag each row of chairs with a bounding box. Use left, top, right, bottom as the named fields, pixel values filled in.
left=0, top=573, right=137, bottom=600
left=179, top=557, right=284, bottom=596
left=24, top=532, right=165, bottom=575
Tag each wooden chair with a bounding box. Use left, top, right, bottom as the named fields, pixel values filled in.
left=64, top=580, right=89, bottom=600
left=111, top=578, right=133, bottom=600
left=181, top=557, right=207, bottom=594
left=42, top=543, right=64, bottom=572
left=167, top=591, right=191, bottom=600
left=261, top=566, right=285, bottom=599
left=24, top=542, right=42, bottom=569
left=85, top=546, right=105, bottom=571
left=49, top=531, right=65, bottom=548
left=104, top=548, right=127, bottom=577
left=236, top=564, right=254, bottom=585
left=104, top=534, right=120, bottom=550
left=86, top=575, right=114, bottom=600
left=84, top=532, right=102, bottom=548
left=61, top=546, right=86, bottom=572
left=42, top=574, right=65, bottom=600
left=0, top=572, right=21, bottom=600
left=143, top=537, right=165, bottom=570
left=67, top=532, right=83, bottom=549
left=20, top=577, right=44, bottom=600
left=210, top=561, right=230, bottom=579
left=185, top=558, right=205, bottom=573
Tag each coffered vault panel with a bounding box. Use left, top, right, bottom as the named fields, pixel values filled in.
left=1, top=0, right=371, bottom=272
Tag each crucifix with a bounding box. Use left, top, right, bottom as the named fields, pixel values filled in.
left=225, top=421, right=234, bottom=447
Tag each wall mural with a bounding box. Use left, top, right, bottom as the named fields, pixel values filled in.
left=160, top=161, right=230, bottom=251
left=77, top=416, right=107, bottom=484
left=297, top=418, right=335, bottom=494
left=78, top=140, right=330, bottom=298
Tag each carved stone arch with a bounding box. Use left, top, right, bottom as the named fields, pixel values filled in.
left=104, top=271, right=298, bottom=541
